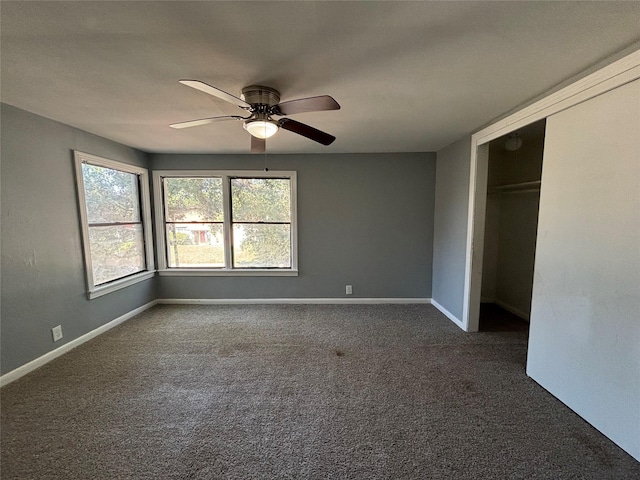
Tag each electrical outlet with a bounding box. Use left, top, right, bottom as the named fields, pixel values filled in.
left=52, top=325, right=63, bottom=342
left=346, top=285, right=353, bottom=295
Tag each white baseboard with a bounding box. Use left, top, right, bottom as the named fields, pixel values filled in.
left=0, top=300, right=158, bottom=387
left=494, top=299, right=530, bottom=321
left=430, top=298, right=466, bottom=331
left=157, top=297, right=431, bottom=305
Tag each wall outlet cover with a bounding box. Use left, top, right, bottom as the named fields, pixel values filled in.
left=52, top=325, right=63, bottom=342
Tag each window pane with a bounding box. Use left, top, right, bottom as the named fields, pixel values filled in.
left=165, top=177, right=223, bottom=222
left=88, top=225, right=145, bottom=285
left=233, top=224, right=291, bottom=268
left=231, top=178, right=290, bottom=222
left=166, top=223, right=224, bottom=268
left=82, top=163, right=140, bottom=223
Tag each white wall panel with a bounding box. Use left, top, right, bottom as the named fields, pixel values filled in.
left=527, top=80, right=640, bottom=460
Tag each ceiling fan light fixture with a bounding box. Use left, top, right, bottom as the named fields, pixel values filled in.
left=173, top=80, right=339, bottom=151
left=244, top=119, right=279, bottom=139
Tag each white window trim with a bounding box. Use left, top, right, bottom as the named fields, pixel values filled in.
left=153, top=169, right=298, bottom=276
left=74, top=151, right=156, bottom=299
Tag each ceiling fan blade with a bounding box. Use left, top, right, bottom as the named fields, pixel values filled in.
left=275, top=95, right=340, bottom=115
left=278, top=118, right=336, bottom=146
left=179, top=80, right=251, bottom=109
left=169, top=115, right=244, bottom=129
left=251, top=136, right=266, bottom=154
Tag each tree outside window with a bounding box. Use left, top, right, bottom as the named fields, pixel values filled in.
left=75, top=151, right=154, bottom=298
left=154, top=171, right=297, bottom=274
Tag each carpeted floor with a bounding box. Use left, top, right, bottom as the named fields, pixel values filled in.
left=1, top=304, right=638, bottom=479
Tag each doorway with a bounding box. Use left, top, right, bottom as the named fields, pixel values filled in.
left=477, top=120, right=546, bottom=332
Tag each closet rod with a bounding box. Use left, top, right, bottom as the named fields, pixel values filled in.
left=493, top=188, right=540, bottom=195
left=491, top=180, right=541, bottom=191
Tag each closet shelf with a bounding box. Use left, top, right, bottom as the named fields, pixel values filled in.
left=488, top=180, right=541, bottom=195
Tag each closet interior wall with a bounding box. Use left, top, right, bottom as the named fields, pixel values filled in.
left=481, top=120, right=546, bottom=321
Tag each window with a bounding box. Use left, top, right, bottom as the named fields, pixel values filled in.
left=153, top=170, right=297, bottom=276
left=74, top=151, right=155, bottom=298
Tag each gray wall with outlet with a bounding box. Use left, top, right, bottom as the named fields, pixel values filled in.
left=1, top=105, right=157, bottom=375
left=2, top=106, right=437, bottom=376
left=151, top=152, right=436, bottom=300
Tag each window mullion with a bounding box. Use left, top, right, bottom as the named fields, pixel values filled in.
left=135, top=174, right=148, bottom=271
left=222, top=175, right=233, bottom=269
left=162, top=177, right=171, bottom=269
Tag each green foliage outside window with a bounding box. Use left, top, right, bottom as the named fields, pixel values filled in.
left=162, top=176, right=292, bottom=268
left=81, top=163, right=146, bottom=284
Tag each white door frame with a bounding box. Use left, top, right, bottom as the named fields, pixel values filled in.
left=461, top=48, right=640, bottom=332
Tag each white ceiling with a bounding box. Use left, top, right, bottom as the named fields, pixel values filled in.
left=2, top=1, right=639, bottom=154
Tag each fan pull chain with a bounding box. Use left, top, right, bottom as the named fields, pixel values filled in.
left=262, top=121, right=269, bottom=171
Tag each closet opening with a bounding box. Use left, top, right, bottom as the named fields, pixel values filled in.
left=479, top=119, right=546, bottom=333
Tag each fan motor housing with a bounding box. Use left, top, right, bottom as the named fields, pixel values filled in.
left=241, top=85, right=280, bottom=106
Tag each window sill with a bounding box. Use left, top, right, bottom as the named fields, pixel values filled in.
left=158, top=269, right=298, bottom=277
left=88, top=270, right=156, bottom=299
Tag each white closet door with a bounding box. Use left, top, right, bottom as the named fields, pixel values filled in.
left=527, top=79, right=640, bottom=460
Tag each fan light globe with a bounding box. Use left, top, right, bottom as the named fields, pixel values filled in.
left=244, top=120, right=279, bottom=139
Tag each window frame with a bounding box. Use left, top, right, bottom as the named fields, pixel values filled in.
left=74, top=151, right=155, bottom=298
left=153, top=170, right=298, bottom=276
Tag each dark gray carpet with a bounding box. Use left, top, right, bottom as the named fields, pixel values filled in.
left=2, top=304, right=638, bottom=479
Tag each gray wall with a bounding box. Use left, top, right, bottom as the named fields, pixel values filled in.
left=1, top=105, right=156, bottom=375
left=1, top=106, right=436, bottom=377
left=431, top=136, right=471, bottom=321
left=151, top=152, right=436, bottom=300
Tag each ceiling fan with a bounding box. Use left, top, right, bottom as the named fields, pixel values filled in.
left=170, top=80, right=340, bottom=153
